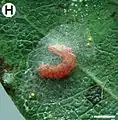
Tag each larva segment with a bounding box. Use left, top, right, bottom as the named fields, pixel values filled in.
left=38, top=44, right=76, bottom=79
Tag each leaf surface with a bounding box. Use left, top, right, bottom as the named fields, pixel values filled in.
left=0, top=0, right=118, bottom=120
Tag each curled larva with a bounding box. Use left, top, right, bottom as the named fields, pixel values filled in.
left=38, top=44, right=76, bottom=79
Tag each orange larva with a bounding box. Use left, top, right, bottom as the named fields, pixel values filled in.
left=38, top=44, right=76, bottom=79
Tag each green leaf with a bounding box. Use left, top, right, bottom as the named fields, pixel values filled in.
left=0, top=0, right=118, bottom=120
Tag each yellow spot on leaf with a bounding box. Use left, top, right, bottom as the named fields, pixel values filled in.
left=31, top=93, right=35, bottom=97
left=29, top=92, right=35, bottom=99
left=88, top=36, right=92, bottom=41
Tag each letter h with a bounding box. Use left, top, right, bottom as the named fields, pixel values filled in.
left=5, top=5, right=13, bottom=15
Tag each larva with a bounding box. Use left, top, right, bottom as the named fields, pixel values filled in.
left=38, top=44, right=76, bottom=79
